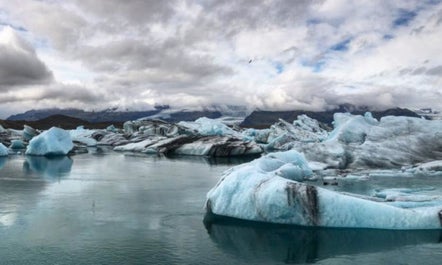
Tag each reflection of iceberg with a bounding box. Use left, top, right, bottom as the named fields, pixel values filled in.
left=0, top=157, right=7, bottom=169
left=24, top=156, right=73, bottom=178
left=204, top=218, right=442, bottom=264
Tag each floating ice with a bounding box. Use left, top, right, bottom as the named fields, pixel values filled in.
left=9, top=139, right=25, bottom=149
left=22, top=125, right=38, bottom=141
left=294, top=113, right=442, bottom=169
left=69, top=127, right=97, bottom=146
left=25, top=127, right=73, bottom=156
left=243, top=115, right=328, bottom=151
left=178, top=117, right=241, bottom=137
left=0, top=143, right=8, bottom=156
left=123, top=120, right=183, bottom=137
left=206, top=150, right=442, bottom=229
left=174, top=136, right=262, bottom=156
left=115, top=135, right=263, bottom=157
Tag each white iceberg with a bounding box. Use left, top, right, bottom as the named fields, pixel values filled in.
left=206, top=150, right=442, bottom=229
left=25, top=127, right=73, bottom=156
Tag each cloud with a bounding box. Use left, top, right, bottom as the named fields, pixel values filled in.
left=0, top=27, right=52, bottom=88
left=0, top=0, right=441, bottom=118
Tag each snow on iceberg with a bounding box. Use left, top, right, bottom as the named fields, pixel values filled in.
left=206, top=150, right=442, bottom=229
left=25, top=127, right=73, bottom=156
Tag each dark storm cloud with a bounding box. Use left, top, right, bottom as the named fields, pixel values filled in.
left=426, top=65, right=442, bottom=75
left=0, top=28, right=52, bottom=88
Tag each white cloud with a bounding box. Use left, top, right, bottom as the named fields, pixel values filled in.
left=0, top=0, right=441, bottom=118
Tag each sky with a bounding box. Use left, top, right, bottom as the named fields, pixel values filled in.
left=0, top=0, right=441, bottom=118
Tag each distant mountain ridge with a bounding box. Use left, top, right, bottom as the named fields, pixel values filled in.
left=7, top=106, right=223, bottom=123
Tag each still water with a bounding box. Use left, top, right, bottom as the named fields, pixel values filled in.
left=0, top=149, right=441, bottom=264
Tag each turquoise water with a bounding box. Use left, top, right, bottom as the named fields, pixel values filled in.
left=0, top=149, right=441, bottom=264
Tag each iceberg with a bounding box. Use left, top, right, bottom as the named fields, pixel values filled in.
left=22, top=125, right=38, bottom=141
left=69, top=127, right=97, bottom=146
left=91, top=130, right=129, bottom=146
left=243, top=115, right=328, bottom=151
left=294, top=113, right=442, bottom=169
left=9, top=139, right=26, bottom=150
left=123, top=119, right=184, bottom=137
left=25, top=127, right=73, bottom=156
left=115, top=135, right=263, bottom=157
left=206, top=150, right=442, bottom=229
left=174, top=136, right=262, bottom=156
left=178, top=117, right=241, bottom=138
left=0, top=143, right=8, bottom=156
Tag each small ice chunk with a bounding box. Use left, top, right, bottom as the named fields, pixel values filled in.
left=9, top=139, right=26, bottom=149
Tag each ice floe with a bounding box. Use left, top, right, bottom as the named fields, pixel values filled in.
left=206, top=150, right=442, bottom=229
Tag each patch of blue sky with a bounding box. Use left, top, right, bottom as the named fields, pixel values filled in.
left=306, top=18, right=321, bottom=25
left=383, top=34, right=394, bottom=40
left=0, top=22, right=27, bottom=32
left=301, top=60, right=325, bottom=73
left=393, top=9, right=417, bottom=27
left=274, top=62, right=284, bottom=74
left=330, top=38, right=351, bottom=52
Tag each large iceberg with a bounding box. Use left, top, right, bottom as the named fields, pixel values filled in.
left=293, top=113, right=442, bottom=169
left=115, top=135, right=262, bottom=157
left=25, top=127, right=73, bottom=156
left=206, top=150, right=442, bottom=229
left=244, top=115, right=328, bottom=150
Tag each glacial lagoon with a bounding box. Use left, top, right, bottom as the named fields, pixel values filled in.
left=0, top=149, right=441, bottom=264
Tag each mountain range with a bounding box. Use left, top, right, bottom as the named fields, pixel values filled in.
left=3, top=104, right=422, bottom=130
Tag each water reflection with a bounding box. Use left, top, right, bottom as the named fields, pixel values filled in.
left=23, top=156, right=73, bottom=179
left=204, top=215, right=442, bottom=264
left=165, top=154, right=260, bottom=166
left=0, top=156, right=7, bottom=169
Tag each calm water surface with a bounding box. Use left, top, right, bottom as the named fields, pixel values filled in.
left=0, top=149, right=441, bottom=264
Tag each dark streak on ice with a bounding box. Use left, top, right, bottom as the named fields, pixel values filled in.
left=286, top=183, right=319, bottom=226
left=439, top=210, right=442, bottom=227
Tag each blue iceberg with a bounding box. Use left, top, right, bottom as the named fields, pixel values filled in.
left=25, top=127, right=73, bottom=156
left=206, top=150, right=442, bottom=229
